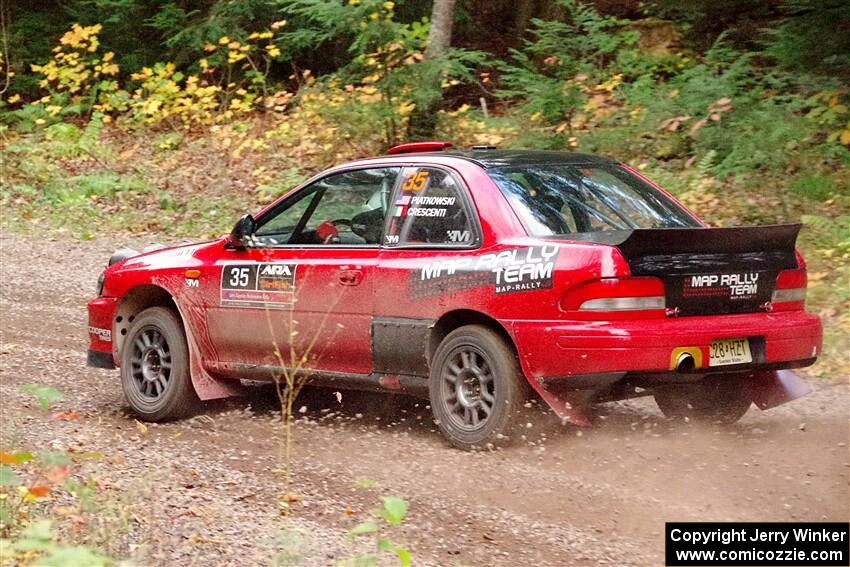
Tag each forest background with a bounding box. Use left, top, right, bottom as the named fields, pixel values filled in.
left=1, top=0, right=848, bottom=374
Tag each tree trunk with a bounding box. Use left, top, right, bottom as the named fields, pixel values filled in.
left=408, top=0, right=456, bottom=140
left=514, top=0, right=536, bottom=39
left=424, top=0, right=456, bottom=58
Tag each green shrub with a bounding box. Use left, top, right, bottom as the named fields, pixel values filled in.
left=791, top=175, right=842, bottom=202
left=497, top=0, right=638, bottom=126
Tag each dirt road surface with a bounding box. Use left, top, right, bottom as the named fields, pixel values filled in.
left=1, top=232, right=848, bottom=566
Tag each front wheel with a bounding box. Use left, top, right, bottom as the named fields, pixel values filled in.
left=429, top=325, right=526, bottom=450
left=120, top=306, right=197, bottom=421
left=654, top=375, right=751, bottom=424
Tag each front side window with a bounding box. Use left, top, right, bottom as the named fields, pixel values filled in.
left=385, top=167, right=477, bottom=246
left=489, top=164, right=699, bottom=236
left=253, top=167, right=400, bottom=246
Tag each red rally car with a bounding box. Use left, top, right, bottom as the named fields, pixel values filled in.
left=87, top=142, right=822, bottom=449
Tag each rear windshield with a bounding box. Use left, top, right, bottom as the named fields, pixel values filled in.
left=488, top=164, right=700, bottom=236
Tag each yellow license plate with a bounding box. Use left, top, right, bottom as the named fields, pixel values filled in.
left=709, top=338, right=752, bottom=366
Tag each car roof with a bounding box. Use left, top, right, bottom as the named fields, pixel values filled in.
left=441, top=149, right=618, bottom=169
left=343, top=149, right=619, bottom=171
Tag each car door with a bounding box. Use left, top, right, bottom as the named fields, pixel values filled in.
left=205, top=166, right=400, bottom=375
left=372, top=166, right=483, bottom=377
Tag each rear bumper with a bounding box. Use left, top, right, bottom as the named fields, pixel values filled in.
left=87, top=296, right=118, bottom=368
left=510, top=311, right=822, bottom=380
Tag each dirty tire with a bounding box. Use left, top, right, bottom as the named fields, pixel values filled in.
left=120, top=306, right=197, bottom=421
left=429, top=325, right=525, bottom=450
left=654, top=375, right=751, bottom=424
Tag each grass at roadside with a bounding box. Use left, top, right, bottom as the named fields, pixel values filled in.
left=1, top=119, right=847, bottom=379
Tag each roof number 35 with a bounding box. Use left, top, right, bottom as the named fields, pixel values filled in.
left=402, top=170, right=429, bottom=191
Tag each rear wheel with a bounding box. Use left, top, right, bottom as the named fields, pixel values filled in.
left=429, top=325, right=525, bottom=450
left=654, top=375, right=751, bottom=424
left=120, top=307, right=197, bottom=421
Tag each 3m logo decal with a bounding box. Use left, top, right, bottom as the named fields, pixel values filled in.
left=220, top=263, right=297, bottom=309
left=447, top=230, right=471, bottom=243
left=385, top=234, right=400, bottom=244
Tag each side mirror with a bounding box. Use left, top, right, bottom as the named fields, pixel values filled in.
left=227, top=214, right=255, bottom=249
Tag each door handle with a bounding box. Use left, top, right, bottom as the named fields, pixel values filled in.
left=338, top=269, right=363, bottom=286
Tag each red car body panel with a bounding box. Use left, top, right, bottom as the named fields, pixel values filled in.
left=87, top=149, right=822, bottom=421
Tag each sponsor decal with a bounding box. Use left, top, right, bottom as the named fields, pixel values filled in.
left=89, top=326, right=112, bottom=342
left=447, top=230, right=471, bottom=243
left=393, top=194, right=455, bottom=218
left=385, top=234, right=400, bottom=244
left=220, top=262, right=296, bottom=309
left=185, top=278, right=199, bottom=288
left=410, top=245, right=559, bottom=297
left=684, top=273, right=759, bottom=299
left=173, top=246, right=200, bottom=257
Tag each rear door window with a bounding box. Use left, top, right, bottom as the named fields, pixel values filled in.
left=384, top=167, right=478, bottom=247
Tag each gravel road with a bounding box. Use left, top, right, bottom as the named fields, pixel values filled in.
left=1, top=231, right=848, bottom=566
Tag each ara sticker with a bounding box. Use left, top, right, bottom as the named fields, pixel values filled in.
left=220, top=262, right=297, bottom=309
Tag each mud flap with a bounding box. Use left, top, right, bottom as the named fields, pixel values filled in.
left=528, top=381, right=594, bottom=427
left=748, top=369, right=811, bottom=410
left=173, top=298, right=244, bottom=401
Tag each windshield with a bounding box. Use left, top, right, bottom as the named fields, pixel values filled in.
left=489, top=164, right=700, bottom=236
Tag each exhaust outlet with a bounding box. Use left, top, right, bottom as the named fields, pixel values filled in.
left=676, top=352, right=696, bottom=373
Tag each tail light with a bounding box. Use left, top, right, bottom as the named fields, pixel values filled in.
left=771, top=268, right=807, bottom=311
left=561, top=277, right=666, bottom=319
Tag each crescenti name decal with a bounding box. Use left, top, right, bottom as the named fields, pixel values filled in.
left=394, top=195, right=457, bottom=218
left=683, top=273, right=759, bottom=299
left=409, top=245, right=559, bottom=297
left=220, top=262, right=296, bottom=309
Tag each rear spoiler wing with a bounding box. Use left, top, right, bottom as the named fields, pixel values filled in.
left=561, top=224, right=801, bottom=275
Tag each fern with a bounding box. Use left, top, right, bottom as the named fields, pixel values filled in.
left=802, top=214, right=850, bottom=253
left=696, top=150, right=717, bottom=177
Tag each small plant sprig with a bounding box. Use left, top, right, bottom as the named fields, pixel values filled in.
left=339, top=496, right=411, bottom=567
left=1, top=384, right=113, bottom=564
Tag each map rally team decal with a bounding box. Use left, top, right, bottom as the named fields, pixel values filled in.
left=410, top=245, right=559, bottom=298
left=683, top=272, right=760, bottom=299
left=220, top=263, right=296, bottom=309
